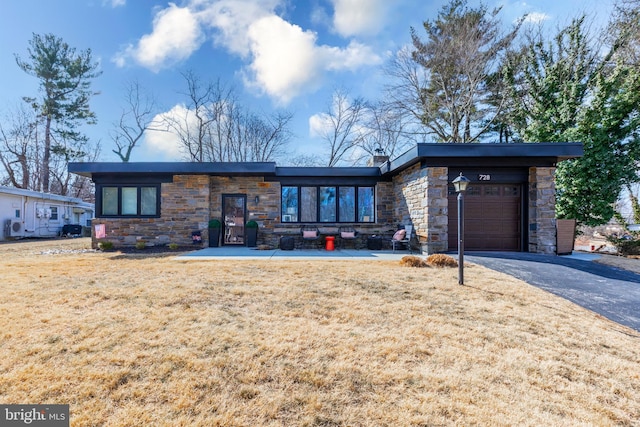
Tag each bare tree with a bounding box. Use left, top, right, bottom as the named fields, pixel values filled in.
left=111, top=80, right=158, bottom=162
left=161, top=70, right=292, bottom=162
left=314, top=89, right=368, bottom=166
left=354, top=101, right=415, bottom=163
left=161, top=70, right=229, bottom=162
left=49, top=134, right=100, bottom=196
left=0, top=105, right=42, bottom=189
left=284, top=154, right=325, bottom=167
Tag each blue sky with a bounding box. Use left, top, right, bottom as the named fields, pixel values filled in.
left=0, top=0, right=614, bottom=163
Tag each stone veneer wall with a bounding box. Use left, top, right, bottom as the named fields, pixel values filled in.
left=209, top=176, right=281, bottom=247
left=528, top=167, right=557, bottom=254
left=91, top=175, right=210, bottom=248
left=392, top=163, right=449, bottom=254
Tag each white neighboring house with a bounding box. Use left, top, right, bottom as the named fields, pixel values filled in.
left=0, top=186, right=94, bottom=241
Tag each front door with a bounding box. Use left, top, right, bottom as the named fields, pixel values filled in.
left=223, top=194, right=246, bottom=245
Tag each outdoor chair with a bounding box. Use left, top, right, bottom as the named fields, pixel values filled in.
left=391, top=225, right=412, bottom=253
left=338, top=226, right=358, bottom=249
left=301, top=225, right=320, bottom=249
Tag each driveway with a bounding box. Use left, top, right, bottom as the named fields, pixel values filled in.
left=465, top=252, right=640, bottom=332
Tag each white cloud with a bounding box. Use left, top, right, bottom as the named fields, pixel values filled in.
left=330, top=0, right=388, bottom=37
left=309, top=112, right=332, bottom=139
left=116, top=0, right=382, bottom=103
left=141, top=105, right=194, bottom=161
left=322, top=40, right=381, bottom=71
left=244, top=16, right=382, bottom=103
left=114, top=3, right=204, bottom=71
left=103, top=0, right=125, bottom=7
left=245, top=16, right=323, bottom=104
left=523, top=12, right=550, bottom=24
left=196, top=0, right=280, bottom=57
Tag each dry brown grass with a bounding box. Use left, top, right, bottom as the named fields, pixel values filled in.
left=426, top=253, right=459, bottom=268
left=1, top=239, right=639, bottom=426
left=399, top=255, right=429, bottom=268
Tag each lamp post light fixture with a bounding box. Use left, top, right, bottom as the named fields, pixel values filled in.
left=452, top=172, right=470, bottom=285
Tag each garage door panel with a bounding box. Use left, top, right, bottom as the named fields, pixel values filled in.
left=448, top=183, right=522, bottom=251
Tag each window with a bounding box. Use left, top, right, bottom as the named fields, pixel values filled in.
left=300, top=187, right=317, bottom=222
left=98, top=185, right=160, bottom=217
left=339, top=187, right=355, bottom=222
left=122, top=187, right=138, bottom=215
left=357, top=187, right=374, bottom=222
left=49, top=206, right=58, bottom=220
left=281, top=187, right=298, bottom=222
left=141, top=187, right=158, bottom=215
left=281, top=185, right=374, bottom=223
left=319, top=186, right=336, bottom=222
left=102, top=187, right=118, bottom=215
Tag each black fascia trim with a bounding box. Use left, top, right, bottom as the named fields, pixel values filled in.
left=69, top=162, right=277, bottom=178
left=271, top=167, right=385, bottom=186
left=385, top=143, right=583, bottom=175
left=92, top=174, right=174, bottom=185
left=275, top=167, right=382, bottom=177
left=272, top=176, right=383, bottom=186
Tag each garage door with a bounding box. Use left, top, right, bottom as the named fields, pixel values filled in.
left=448, top=184, right=522, bottom=251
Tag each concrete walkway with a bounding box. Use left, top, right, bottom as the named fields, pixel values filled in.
left=465, top=252, right=640, bottom=332
left=177, top=246, right=412, bottom=261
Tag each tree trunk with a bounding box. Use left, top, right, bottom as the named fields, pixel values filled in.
left=43, top=114, right=52, bottom=193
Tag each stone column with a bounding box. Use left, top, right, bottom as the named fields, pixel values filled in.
left=529, top=167, right=557, bottom=254
left=424, top=167, right=449, bottom=254
left=392, top=164, right=449, bottom=254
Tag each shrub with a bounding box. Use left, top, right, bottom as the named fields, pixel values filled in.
left=606, top=236, right=640, bottom=256
left=245, top=220, right=259, bottom=228
left=168, top=243, right=179, bottom=250
left=97, top=241, right=114, bottom=251
left=135, top=241, right=146, bottom=250
left=208, top=219, right=221, bottom=228
left=426, top=254, right=458, bottom=268
left=400, top=256, right=428, bottom=268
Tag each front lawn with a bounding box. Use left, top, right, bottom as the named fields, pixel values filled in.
left=0, top=239, right=638, bottom=426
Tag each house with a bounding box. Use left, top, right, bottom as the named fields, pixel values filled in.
left=68, top=143, right=582, bottom=254
left=0, top=186, right=94, bottom=241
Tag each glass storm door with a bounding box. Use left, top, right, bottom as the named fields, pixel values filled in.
left=222, top=194, right=246, bottom=245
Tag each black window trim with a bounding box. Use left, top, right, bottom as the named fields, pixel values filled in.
left=281, top=184, right=375, bottom=224
left=96, top=183, right=161, bottom=218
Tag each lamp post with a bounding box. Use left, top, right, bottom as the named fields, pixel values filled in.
left=452, top=173, right=470, bottom=285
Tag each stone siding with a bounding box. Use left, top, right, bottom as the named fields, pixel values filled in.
left=209, top=176, right=281, bottom=247
left=528, top=167, right=557, bottom=254
left=392, top=164, right=449, bottom=254
left=91, top=167, right=558, bottom=254
left=91, top=175, right=210, bottom=248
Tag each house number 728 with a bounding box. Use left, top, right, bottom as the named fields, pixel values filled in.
left=478, top=174, right=491, bottom=181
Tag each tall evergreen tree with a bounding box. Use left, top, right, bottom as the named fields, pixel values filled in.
left=405, top=0, right=522, bottom=142
left=504, top=18, right=640, bottom=226
left=15, top=33, right=101, bottom=193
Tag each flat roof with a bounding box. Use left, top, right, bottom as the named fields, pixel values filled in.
left=68, top=162, right=277, bottom=178
left=384, top=143, right=583, bottom=174
left=68, top=143, right=583, bottom=180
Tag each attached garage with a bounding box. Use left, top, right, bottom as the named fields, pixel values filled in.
left=446, top=168, right=529, bottom=251
left=448, top=182, right=523, bottom=251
